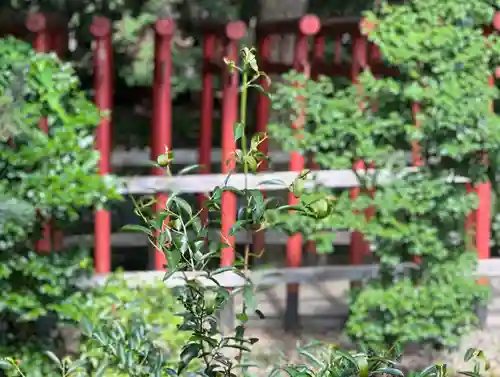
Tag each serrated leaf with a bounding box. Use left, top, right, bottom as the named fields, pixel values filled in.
left=234, top=122, right=244, bottom=142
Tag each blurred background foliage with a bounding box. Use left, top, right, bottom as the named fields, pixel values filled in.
left=0, top=0, right=376, bottom=149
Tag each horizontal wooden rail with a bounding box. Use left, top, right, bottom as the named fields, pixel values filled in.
left=117, top=167, right=469, bottom=195
left=63, top=230, right=351, bottom=248
left=78, top=258, right=500, bottom=289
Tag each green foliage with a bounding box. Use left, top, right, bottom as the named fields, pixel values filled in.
left=2, top=0, right=242, bottom=93
left=268, top=0, right=500, bottom=349
left=57, top=273, right=194, bottom=377
left=347, top=254, right=489, bottom=348
left=0, top=37, right=119, bottom=376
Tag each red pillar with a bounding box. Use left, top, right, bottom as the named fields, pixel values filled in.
left=285, top=15, right=320, bottom=331
left=303, top=34, right=325, bottom=257
left=90, top=17, right=113, bottom=274
left=220, top=21, right=246, bottom=267
left=473, top=73, right=494, bottom=284
left=28, top=13, right=54, bottom=253
left=411, top=102, right=424, bottom=264
left=199, top=33, right=216, bottom=225
left=465, top=20, right=498, bottom=283
left=349, top=34, right=370, bottom=269
left=151, top=19, right=175, bottom=271
left=252, top=31, right=272, bottom=260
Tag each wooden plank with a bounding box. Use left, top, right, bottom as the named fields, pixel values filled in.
left=78, top=258, right=500, bottom=289
left=118, top=168, right=470, bottom=195
left=63, top=229, right=351, bottom=248
left=111, top=148, right=291, bottom=168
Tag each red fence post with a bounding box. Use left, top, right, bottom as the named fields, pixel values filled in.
left=303, top=33, right=325, bottom=258
left=252, top=29, right=272, bottom=260
left=411, top=102, right=424, bottom=264
left=150, top=19, right=175, bottom=271
left=90, top=17, right=113, bottom=274
left=349, top=32, right=370, bottom=274
left=285, top=15, right=320, bottom=331
left=28, top=13, right=51, bottom=254
left=27, top=13, right=66, bottom=253
left=220, top=21, right=246, bottom=268
left=465, top=17, right=499, bottom=284
left=472, top=72, right=494, bottom=284
left=199, top=32, right=216, bottom=226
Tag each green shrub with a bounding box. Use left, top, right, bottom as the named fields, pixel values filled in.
left=55, top=273, right=194, bottom=376
left=268, top=0, right=500, bottom=349
left=347, top=254, right=489, bottom=349
left=0, top=37, right=119, bottom=376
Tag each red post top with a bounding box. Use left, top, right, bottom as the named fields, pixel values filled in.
left=225, top=20, right=246, bottom=40
left=299, top=15, right=321, bottom=35
left=90, top=16, right=112, bottom=38
left=154, top=18, right=176, bottom=36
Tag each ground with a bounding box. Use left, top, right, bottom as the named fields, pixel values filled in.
left=233, top=278, right=500, bottom=375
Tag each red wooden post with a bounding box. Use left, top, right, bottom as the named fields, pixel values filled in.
left=303, top=33, right=325, bottom=257
left=472, top=72, right=494, bottom=284
left=252, top=30, right=272, bottom=260
left=151, top=19, right=175, bottom=271
left=411, top=102, right=424, bottom=264
left=285, top=15, right=320, bottom=331
left=199, top=33, right=216, bottom=225
left=349, top=33, right=370, bottom=269
left=220, top=21, right=246, bottom=267
left=465, top=17, right=498, bottom=283
left=28, top=13, right=57, bottom=253
left=90, top=17, right=113, bottom=273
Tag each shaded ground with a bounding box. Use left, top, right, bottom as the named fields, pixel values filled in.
left=230, top=279, right=500, bottom=375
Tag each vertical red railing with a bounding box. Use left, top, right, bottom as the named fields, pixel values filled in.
left=285, top=15, right=320, bottom=330
left=90, top=17, right=113, bottom=273
left=199, top=32, right=216, bottom=226
left=252, top=28, right=272, bottom=259
left=304, top=33, right=325, bottom=257
left=470, top=70, right=494, bottom=285
left=464, top=18, right=498, bottom=283
left=220, top=21, right=247, bottom=267
left=151, top=19, right=175, bottom=271
left=28, top=13, right=66, bottom=253
left=411, top=102, right=424, bottom=265
left=349, top=32, right=370, bottom=271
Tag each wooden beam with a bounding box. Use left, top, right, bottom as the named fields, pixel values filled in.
left=63, top=229, right=352, bottom=248
left=118, top=168, right=469, bottom=195
left=77, top=258, right=500, bottom=289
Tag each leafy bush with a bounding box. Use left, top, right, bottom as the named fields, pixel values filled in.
left=56, top=273, right=194, bottom=376
left=0, top=37, right=119, bottom=376
left=268, top=0, right=500, bottom=349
